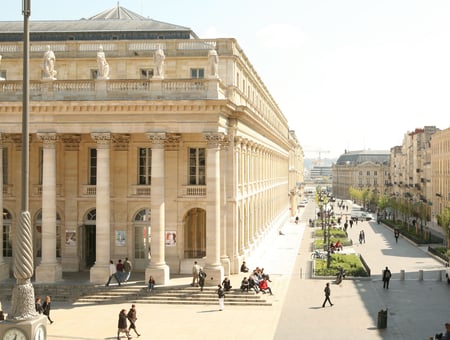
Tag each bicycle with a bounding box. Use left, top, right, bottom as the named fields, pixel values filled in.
left=311, top=250, right=326, bottom=260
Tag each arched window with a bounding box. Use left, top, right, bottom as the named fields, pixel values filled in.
left=184, top=208, right=206, bottom=258
left=133, top=209, right=151, bottom=262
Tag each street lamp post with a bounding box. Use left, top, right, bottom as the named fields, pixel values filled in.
left=0, top=0, right=48, bottom=338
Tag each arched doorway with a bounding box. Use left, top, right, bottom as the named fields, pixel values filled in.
left=33, top=210, right=62, bottom=261
left=133, top=208, right=151, bottom=271
left=183, top=208, right=206, bottom=258
left=81, top=208, right=96, bottom=270
left=2, top=208, right=12, bottom=258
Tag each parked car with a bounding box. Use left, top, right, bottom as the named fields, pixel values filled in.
left=351, top=211, right=374, bottom=221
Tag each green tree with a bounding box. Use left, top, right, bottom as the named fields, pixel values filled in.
left=436, top=206, right=450, bottom=248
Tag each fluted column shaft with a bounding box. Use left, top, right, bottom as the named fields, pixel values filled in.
left=38, top=133, right=57, bottom=264
left=89, top=133, right=111, bottom=284
left=145, top=132, right=169, bottom=285
left=203, top=133, right=224, bottom=284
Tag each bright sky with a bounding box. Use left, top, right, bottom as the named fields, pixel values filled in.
left=2, top=0, right=450, bottom=159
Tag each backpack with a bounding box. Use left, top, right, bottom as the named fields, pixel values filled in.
left=199, top=270, right=207, bottom=279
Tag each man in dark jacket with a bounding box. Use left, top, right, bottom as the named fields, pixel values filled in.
left=382, top=266, right=392, bottom=289
left=117, top=309, right=131, bottom=340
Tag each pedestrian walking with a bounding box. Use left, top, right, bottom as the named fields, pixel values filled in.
left=217, top=284, right=225, bottom=311
left=35, top=297, right=44, bottom=314
left=191, top=261, right=200, bottom=287
left=359, top=230, right=365, bottom=244
left=116, top=259, right=125, bottom=283
left=394, top=229, right=400, bottom=243
left=147, top=275, right=155, bottom=293
left=106, top=260, right=121, bottom=286
left=117, top=309, right=131, bottom=340
left=382, top=266, right=392, bottom=289
left=198, top=268, right=207, bottom=291
left=42, top=295, right=54, bottom=324
left=123, top=257, right=132, bottom=282
left=127, top=304, right=141, bottom=337
left=322, top=283, right=333, bottom=307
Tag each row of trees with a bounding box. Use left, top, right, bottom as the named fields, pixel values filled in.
left=349, top=187, right=450, bottom=247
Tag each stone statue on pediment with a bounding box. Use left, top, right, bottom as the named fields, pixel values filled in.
left=153, top=46, right=165, bottom=79
left=0, top=55, right=5, bottom=81
left=96, top=45, right=110, bottom=80
left=42, top=45, right=57, bottom=80
left=208, top=49, right=219, bottom=78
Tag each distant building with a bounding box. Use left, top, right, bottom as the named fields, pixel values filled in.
left=332, top=150, right=390, bottom=200
left=310, top=166, right=332, bottom=180
left=430, top=127, right=450, bottom=242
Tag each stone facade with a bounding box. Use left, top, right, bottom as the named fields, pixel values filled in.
left=0, top=7, right=303, bottom=284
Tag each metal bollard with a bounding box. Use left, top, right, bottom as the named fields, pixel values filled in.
left=400, top=269, right=405, bottom=281
left=419, top=270, right=423, bottom=281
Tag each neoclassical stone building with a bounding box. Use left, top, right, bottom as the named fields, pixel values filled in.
left=332, top=150, right=390, bottom=200
left=0, top=6, right=303, bottom=284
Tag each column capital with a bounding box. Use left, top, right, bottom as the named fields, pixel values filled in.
left=91, top=132, right=111, bottom=148
left=204, top=132, right=227, bottom=148
left=37, top=132, right=58, bottom=148
left=146, top=132, right=167, bottom=148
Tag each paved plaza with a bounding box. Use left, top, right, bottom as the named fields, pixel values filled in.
left=1, top=203, right=449, bottom=339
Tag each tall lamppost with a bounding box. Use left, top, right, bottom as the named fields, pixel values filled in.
left=0, top=0, right=47, bottom=338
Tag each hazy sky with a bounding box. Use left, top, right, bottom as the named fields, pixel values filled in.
left=2, top=0, right=450, bottom=158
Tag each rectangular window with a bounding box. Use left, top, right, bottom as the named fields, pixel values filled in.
left=189, top=148, right=206, bottom=185
left=89, top=148, right=97, bottom=185
left=2, top=225, right=11, bottom=257
left=138, top=147, right=152, bottom=185
left=0, top=70, right=6, bottom=80
left=2, top=148, right=7, bottom=185
left=91, top=69, right=98, bottom=79
left=190, top=68, right=204, bottom=79
left=140, top=69, right=154, bottom=79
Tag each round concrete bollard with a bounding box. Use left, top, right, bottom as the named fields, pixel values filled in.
left=419, top=270, right=423, bottom=281
left=400, top=269, right=405, bottom=281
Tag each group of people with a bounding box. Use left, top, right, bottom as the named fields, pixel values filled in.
left=240, top=264, right=273, bottom=295
left=35, top=295, right=54, bottom=324
left=106, top=258, right=133, bottom=286
left=117, top=304, right=141, bottom=339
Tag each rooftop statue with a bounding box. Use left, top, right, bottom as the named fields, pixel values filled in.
left=42, top=45, right=57, bottom=80
left=153, top=46, right=165, bottom=79
left=208, top=49, right=219, bottom=78
left=0, top=55, right=4, bottom=81
left=96, top=46, right=110, bottom=80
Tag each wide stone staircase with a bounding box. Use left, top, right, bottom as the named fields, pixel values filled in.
left=0, top=279, right=272, bottom=307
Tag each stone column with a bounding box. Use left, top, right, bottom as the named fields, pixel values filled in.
left=204, top=132, right=225, bottom=285
left=61, top=135, right=81, bottom=271
left=0, top=134, right=9, bottom=280
left=35, top=133, right=62, bottom=282
left=145, top=132, right=169, bottom=285
left=90, top=133, right=111, bottom=284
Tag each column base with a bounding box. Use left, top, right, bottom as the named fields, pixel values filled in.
left=203, top=265, right=224, bottom=286
left=35, top=263, right=62, bottom=283
left=0, top=262, right=10, bottom=281
left=90, top=263, right=110, bottom=284
left=220, top=256, right=231, bottom=277
left=145, top=264, right=170, bottom=286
